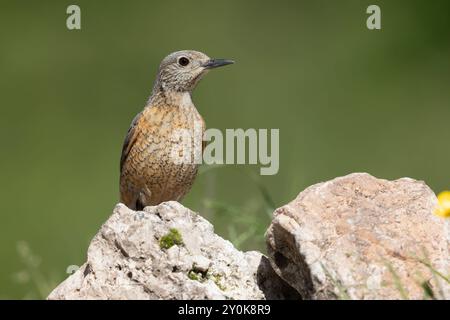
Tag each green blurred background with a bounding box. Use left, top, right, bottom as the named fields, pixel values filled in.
left=0, top=0, right=449, bottom=299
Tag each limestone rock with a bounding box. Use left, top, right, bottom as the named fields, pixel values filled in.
left=48, top=201, right=297, bottom=300
left=266, top=173, right=449, bottom=299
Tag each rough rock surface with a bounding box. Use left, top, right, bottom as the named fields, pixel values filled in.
left=48, top=201, right=299, bottom=300
left=266, top=173, right=449, bottom=299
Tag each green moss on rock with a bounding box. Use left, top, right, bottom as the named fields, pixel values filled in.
left=209, top=273, right=226, bottom=291
left=187, top=269, right=226, bottom=291
left=159, top=228, right=183, bottom=249
left=188, top=270, right=202, bottom=281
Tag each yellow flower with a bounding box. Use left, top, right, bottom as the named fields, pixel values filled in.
left=434, top=191, right=450, bottom=218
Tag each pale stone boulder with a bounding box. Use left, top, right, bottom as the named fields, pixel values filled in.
left=266, top=173, right=449, bottom=299
left=48, top=202, right=298, bottom=300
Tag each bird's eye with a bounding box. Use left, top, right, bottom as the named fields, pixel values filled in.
left=178, top=57, right=190, bottom=66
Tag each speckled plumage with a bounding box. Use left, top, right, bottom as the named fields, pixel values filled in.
left=119, top=50, right=233, bottom=210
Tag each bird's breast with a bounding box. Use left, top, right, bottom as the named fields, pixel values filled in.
left=120, top=96, right=206, bottom=207
left=122, top=104, right=205, bottom=173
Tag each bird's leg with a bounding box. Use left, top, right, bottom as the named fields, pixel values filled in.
left=137, top=186, right=153, bottom=210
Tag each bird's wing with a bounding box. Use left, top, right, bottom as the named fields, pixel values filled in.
left=120, top=111, right=143, bottom=173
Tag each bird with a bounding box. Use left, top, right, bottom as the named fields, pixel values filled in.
left=119, top=50, right=234, bottom=210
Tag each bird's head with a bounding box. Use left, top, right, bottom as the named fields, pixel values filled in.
left=153, top=50, right=234, bottom=93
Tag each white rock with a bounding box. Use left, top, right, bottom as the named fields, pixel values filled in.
left=266, top=173, right=449, bottom=300
left=48, top=201, right=297, bottom=300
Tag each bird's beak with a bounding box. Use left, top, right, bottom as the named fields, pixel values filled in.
left=203, top=59, right=235, bottom=69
